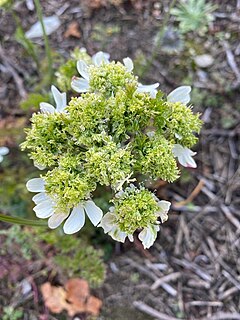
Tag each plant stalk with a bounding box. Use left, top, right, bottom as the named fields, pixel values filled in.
left=0, top=213, right=47, bottom=227
left=33, top=0, right=53, bottom=82
left=139, top=0, right=177, bottom=77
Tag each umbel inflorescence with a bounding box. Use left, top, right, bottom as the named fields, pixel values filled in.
left=22, top=50, right=202, bottom=249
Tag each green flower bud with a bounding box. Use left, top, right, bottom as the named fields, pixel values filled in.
left=111, top=186, right=161, bottom=234
left=85, top=140, right=133, bottom=189
left=89, top=61, right=138, bottom=96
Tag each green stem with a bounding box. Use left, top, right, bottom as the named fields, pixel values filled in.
left=11, top=10, right=39, bottom=68
left=139, top=0, right=177, bottom=77
left=0, top=213, right=47, bottom=227
left=33, top=0, right=53, bottom=83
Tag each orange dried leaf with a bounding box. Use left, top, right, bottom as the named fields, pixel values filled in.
left=86, top=295, right=103, bottom=316
left=41, top=279, right=102, bottom=317
left=64, top=22, right=81, bottom=38
left=40, top=282, right=68, bottom=314
left=65, top=278, right=89, bottom=302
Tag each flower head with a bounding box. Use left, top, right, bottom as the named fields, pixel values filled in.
left=72, top=54, right=159, bottom=98
left=26, top=177, right=103, bottom=234
left=23, top=50, right=202, bottom=248
left=71, top=51, right=110, bottom=93
left=98, top=186, right=171, bottom=249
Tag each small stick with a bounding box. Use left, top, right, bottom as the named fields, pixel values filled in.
left=133, top=301, right=182, bottom=320
left=186, top=301, right=223, bottom=307
left=174, top=180, right=205, bottom=207
left=222, top=270, right=240, bottom=291
left=219, top=286, right=239, bottom=300
left=151, top=272, right=181, bottom=290
left=221, top=205, right=240, bottom=231
left=125, top=258, right=177, bottom=296
left=223, top=41, right=240, bottom=81
left=205, top=312, right=240, bottom=320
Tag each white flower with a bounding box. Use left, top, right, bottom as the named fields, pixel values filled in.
left=26, top=178, right=103, bottom=234
left=172, top=144, right=197, bottom=168
left=167, top=86, right=191, bottom=104
left=40, top=85, right=67, bottom=114
left=99, top=199, right=171, bottom=249
left=0, top=146, right=9, bottom=163
left=98, top=208, right=134, bottom=243
left=71, top=51, right=110, bottom=93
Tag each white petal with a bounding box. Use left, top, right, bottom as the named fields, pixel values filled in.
left=137, top=83, right=159, bottom=98
left=157, top=200, right=171, bottom=223
left=0, top=147, right=9, bottom=156
left=180, top=154, right=197, bottom=168
left=167, top=86, right=191, bottom=104
left=138, top=225, right=159, bottom=249
left=63, top=205, right=85, bottom=234
left=26, top=178, right=45, bottom=192
left=98, top=212, right=116, bottom=233
left=48, top=212, right=68, bottom=229
left=172, top=144, right=197, bottom=168
left=71, top=77, right=90, bottom=93
left=40, top=102, right=55, bottom=114
left=92, top=51, right=110, bottom=66
left=84, top=200, right=103, bottom=226
left=157, top=200, right=171, bottom=213
left=0, top=155, right=3, bottom=162
left=33, top=199, right=55, bottom=218
left=109, top=228, right=127, bottom=243
left=51, top=85, right=67, bottom=112
left=128, top=234, right=134, bottom=242
left=77, top=60, right=89, bottom=80
left=34, top=162, right=46, bottom=170
left=32, top=192, right=49, bottom=204
left=172, top=144, right=183, bottom=157
left=25, top=15, right=61, bottom=39
left=123, top=57, right=134, bottom=72
left=150, top=89, right=157, bottom=99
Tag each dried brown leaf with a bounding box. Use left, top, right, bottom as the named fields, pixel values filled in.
left=41, top=279, right=102, bottom=317
left=41, top=282, right=68, bottom=314
left=64, top=22, right=81, bottom=39
left=85, top=295, right=103, bottom=316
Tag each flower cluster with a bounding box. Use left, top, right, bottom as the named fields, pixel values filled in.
left=22, top=50, right=202, bottom=248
